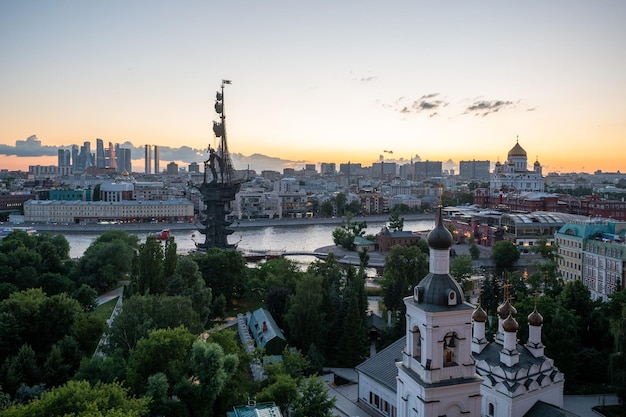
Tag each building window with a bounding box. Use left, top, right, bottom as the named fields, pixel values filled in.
left=411, top=326, right=422, bottom=362
left=443, top=331, right=458, bottom=367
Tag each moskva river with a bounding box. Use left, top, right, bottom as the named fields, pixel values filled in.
left=63, top=218, right=436, bottom=259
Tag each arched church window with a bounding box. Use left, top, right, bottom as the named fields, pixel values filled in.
left=488, top=402, right=494, bottom=416
left=411, top=325, right=421, bottom=361
left=443, top=331, right=458, bottom=367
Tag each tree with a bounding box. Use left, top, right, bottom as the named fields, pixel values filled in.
left=285, top=275, right=326, bottom=352
left=609, top=305, right=626, bottom=403
left=0, top=380, right=149, bottom=417
left=266, top=287, right=292, bottom=329
left=292, top=377, right=336, bottom=417
left=167, top=256, right=212, bottom=325
left=338, top=271, right=369, bottom=367
left=73, top=231, right=137, bottom=292
left=469, top=243, right=480, bottom=260
left=163, top=237, right=178, bottom=279
left=380, top=245, right=428, bottom=313
left=135, top=237, right=165, bottom=295
left=334, top=192, right=347, bottom=216
left=490, top=240, right=520, bottom=271
left=125, top=326, right=195, bottom=395
left=4, top=344, right=40, bottom=394
left=105, top=295, right=203, bottom=357
left=72, top=284, right=98, bottom=312
left=256, top=374, right=298, bottom=415
left=449, top=254, right=474, bottom=291
left=559, top=280, right=593, bottom=321
left=320, top=200, right=334, bottom=217
left=388, top=211, right=404, bottom=231
left=331, top=213, right=367, bottom=250
left=189, top=340, right=239, bottom=417
left=192, top=248, right=247, bottom=307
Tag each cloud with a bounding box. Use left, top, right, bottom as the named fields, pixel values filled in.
left=350, top=71, right=376, bottom=82
left=388, top=93, right=448, bottom=117
left=0, top=135, right=304, bottom=173
left=464, top=99, right=515, bottom=116
left=0, top=135, right=59, bottom=157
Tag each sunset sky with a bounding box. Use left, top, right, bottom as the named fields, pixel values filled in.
left=1, top=1, right=625, bottom=173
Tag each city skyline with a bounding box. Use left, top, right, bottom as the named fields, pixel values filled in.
left=1, top=1, right=625, bottom=174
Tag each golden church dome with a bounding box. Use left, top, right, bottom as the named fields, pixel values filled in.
left=502, top=313, right=519, bottom=332
left=472, top=305, right=488, bottom=323
left=497, top=299, right=517, bottom=319
left=527, top=308, right=544, bottom=326
left=507, top=141, right=527, bottom=158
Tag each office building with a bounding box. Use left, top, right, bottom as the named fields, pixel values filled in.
left=145, top=145, right=152, bottom=174
left=154, top=145, right=160, bottom=174
left=459, top=159, right=491, bottom=181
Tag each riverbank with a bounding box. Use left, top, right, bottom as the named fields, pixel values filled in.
left=230, top=213, right=433, bottom=229
left=19, top=213, right=435, bottom=234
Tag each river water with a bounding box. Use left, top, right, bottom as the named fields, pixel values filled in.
left=65, top=219, right=436, bottom=259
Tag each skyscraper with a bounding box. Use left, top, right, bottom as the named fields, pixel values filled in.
left=116, top=146, right=132, bottom=173
left=71, top=145, right=79, bottom=172
left=145, top=145, right=152, bottom=174
left=108, top=142, right=117, bottom=169
left=154, top=145, right=160, bottom=174
left=96, top=138, right=106, bottom=168
left=57, top=149, right=70, bottom=167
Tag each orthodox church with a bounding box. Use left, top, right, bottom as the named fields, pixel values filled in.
left=356, top=205, right=569, bottom=417
left=490, top=138, right=544, bottom=193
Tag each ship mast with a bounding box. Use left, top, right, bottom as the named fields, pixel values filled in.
left=212, top=79, right=236, bottom=185
left=195, top=79, right=241, bottom=251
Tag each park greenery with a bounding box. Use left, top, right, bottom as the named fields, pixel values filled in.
left=0, top=223, right=625, bottom=415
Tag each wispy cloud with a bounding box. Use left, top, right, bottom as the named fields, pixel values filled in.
left=463, top=99, right=515, bottom=116
left=389, top=93, right=448, bottom=117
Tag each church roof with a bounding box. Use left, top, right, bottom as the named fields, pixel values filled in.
left=427, top=208, right=453, bottom=249
left=474, top=343, right=562, bottom=390
left=508, top=141, right=527, bottom=158
left=523, top=401, right=579, bottom=417
left=528, top=308, right=544, bottom=326
left=355, top=337, right=405, bottom=391
left=413, top=273, right=472, bottom=311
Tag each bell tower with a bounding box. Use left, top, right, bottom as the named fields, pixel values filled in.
left=396, top=195, right=482, bottom=417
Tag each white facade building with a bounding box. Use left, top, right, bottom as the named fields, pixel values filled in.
left=491, top=140, right=544, bottom=193
left=24, top=199, right=194, bottom=224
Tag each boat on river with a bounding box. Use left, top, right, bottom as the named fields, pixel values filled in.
left=0, top=226, right=37, bottom=239
left=149, top=229, right=171, bottom=241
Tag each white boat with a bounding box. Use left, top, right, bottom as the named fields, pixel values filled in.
left=0, top=226, right=37, bottom=239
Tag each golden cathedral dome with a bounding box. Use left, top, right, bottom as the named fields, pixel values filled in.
left=508, top=140, right=527, bottom=158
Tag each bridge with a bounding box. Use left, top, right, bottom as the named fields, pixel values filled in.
left=239, top=249, right=328, bottom=262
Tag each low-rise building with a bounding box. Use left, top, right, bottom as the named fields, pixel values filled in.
left=246, top=308, right=287, bottom=356
left=376, top=227, right=421, bottom=252
left=24, top=199, right=194, bottom=224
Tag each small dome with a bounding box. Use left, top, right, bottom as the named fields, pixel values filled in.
left=496, top=299, right=517, bottom=319
left=508, top=141, right=527, bottom=158
left=528, top=308, right=544, bottom=326
left=427, top=210, right=453, bottom=250
left=472, top=305, right=488, bottom=322
left=503, top=313, right=519, bottom=332
left=122, top=170, right=129, bottom=176
left=534, top=160, right=540, bottom=166
left=495, top=160, right=501, bottom=166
